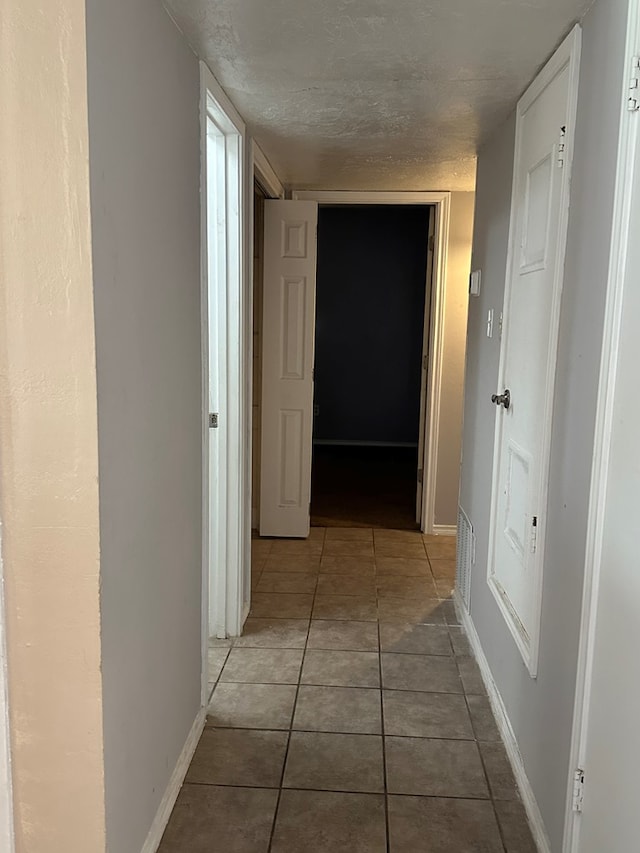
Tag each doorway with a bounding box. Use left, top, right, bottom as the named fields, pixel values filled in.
left=258, top=191, right=451, bottom=539
left=310, top=205, right=433, bottom=530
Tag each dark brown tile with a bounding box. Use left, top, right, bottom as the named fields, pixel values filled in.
left=270, top=539, right=323, bottom=556
left=467, top=694, right=501, bottom=741
left=301, top=649, right=380, bottom=688
left=313, top=594, right=377, bottom=621
left=374, top=541, right=427, bottom=559
left=480, top=741, right=519, bottom=800
left=494, top=800, right=538, bottom=852
left=208, top=683, right=296, bottom=729
left=185, top=728, right=288, bottom=787
left=375, top=556, right=432, bottom=576
left=283, top=731, right=384, bottom=793
left=374, top=530, right=424, bottom=543
left=320, top=556, right=376, bottom=575
left=381, top=653, right=463, bottom=693
left=323, top=541, right=375, bottom=558
left=429, top=557, right=457, bottom=579
left=271, top=790, right=386, bottom=853
left=325, top=528, right=373, bottom=542
left=376, top=576, right=437, bottom=599
left=307, top=620, right=379, bottom=652
left=293, top=685, right=382, bottom=734
left=234, top=618, right=309, bottom=649
left=423, top=535, right=457, bottom=560
left=256, top=572, right=318, bottom=593
left=316, top=574, right=376, bottom=596
left=250, top=593, right=314, bottom=619
left=158, top=785, right=277, bottom=853
left=383, top=690, right=474, bottom=739
left=385, top=736, right=489, bottom=797
left=379, top=623, right=452, bottom=656
left=388, top=795, right=503, bottom=853
left=263, top=554, right=322, bottom=573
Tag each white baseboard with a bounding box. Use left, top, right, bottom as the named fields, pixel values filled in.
left=432, top=524, right=456, bottom=536
left=140, top=708, right=206, bottom=853
left=453, top=591, right=551, bottom=853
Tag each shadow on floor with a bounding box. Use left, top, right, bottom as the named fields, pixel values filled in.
left=310, top=445, right=419, bottom=530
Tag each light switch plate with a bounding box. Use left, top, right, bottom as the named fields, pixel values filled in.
left=470, top=269, right=482, bottom=296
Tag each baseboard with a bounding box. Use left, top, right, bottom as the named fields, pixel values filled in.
left=453, top=591, right=551, bottom=853
left=432, top=524, right=456, bottom=536
left=312, top=440, right=419, bottom=448
left=140, top=708, right=206, bottom=853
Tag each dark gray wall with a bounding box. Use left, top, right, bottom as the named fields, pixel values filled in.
left=314, top=205, right=430, bottom=444
left=85, top=2, right=202, bottom=851
left=459, top=2, right=628, bottom=848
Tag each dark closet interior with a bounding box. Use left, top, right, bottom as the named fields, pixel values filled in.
left=311, top=204, right=431, bottom=529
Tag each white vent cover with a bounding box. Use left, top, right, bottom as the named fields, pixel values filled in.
left=456, top=506, right=473, bottom=610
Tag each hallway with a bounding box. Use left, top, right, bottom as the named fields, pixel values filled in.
left=159, top=529, right=535, bottom=852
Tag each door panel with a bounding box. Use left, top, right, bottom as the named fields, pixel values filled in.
left=260, top=200, right=318, bottom=537
left=488, top=51, right=576, bottom=669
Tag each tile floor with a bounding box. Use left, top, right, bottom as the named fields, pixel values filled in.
left=159, top=528, right=537, bottom=853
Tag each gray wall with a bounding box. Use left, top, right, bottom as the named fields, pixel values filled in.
left=459, top=1, right=628, bottom=848
left=85, top=1, right=202, bottom=851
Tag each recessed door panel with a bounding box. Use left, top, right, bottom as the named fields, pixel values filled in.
left=281, top=276, right=307, bottom=380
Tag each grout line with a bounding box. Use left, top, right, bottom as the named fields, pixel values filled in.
left=266, top=554, right=316, bottom=852
left=184, top=780, right=494, bottom=802
left=377, top=620, right=391, bottom=853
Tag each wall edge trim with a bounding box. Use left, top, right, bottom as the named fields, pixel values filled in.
left=140, top=708, right=206, bottom=853
left=453, top=591, right=551, bottom=853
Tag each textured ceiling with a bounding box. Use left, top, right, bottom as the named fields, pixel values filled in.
left=166, top=0, right=592, bottom=190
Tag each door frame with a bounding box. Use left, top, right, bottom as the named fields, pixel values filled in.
left=291, top=189, right=451, bottom=535
left=485, top=26, right=582, bottom=678
left=563, top=3, right=640, bottom=849
left=200, top=62, right=249, bottom=702
left=0, top=524, right=15, bottom=851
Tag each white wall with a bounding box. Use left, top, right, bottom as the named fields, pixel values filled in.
left=0, top=1, right=106, bottom=850
left=85, top=1, right=203, bottom=850
left=459, top=0, right=628, bottom=848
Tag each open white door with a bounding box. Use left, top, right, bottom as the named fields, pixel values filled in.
left=487, top=27, right=580, bottom=675
left=260, top=200, right=318, bottom=537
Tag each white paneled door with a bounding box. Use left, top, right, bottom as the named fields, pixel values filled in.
left=487, top=28, right=580, bottom=674
left=260, top=200, right=318, bottom=537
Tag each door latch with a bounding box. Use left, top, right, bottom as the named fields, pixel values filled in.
left=491, top=389, right=511, bottom=410
left=209, top=413, right=219, bottom=428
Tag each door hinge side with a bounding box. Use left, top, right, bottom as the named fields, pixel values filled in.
left=572, top=768, right=585, bottom=813
left=530, top=515, right=538, bottom=554
left=209, top=413, right=219, bottom=429
left=417, top=468, right=423, bottom=484
left=557, top=125, right=567, bottom=168
left=628, top=56, right=640, bottom=111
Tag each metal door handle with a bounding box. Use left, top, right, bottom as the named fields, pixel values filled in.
left=491, top=389, right=511, bottom=410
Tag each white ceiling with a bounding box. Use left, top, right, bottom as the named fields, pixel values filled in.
left=166, top=0, right=591, bottom=191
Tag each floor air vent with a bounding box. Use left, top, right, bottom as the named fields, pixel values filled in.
left=456, top=506, right=473, bottom=610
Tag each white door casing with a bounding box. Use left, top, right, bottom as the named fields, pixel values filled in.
left=260, top=200, right=318, bottom=537
left=487, top=27, right=581, bottom=676
left=416, top=207, right=436, bottom=522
